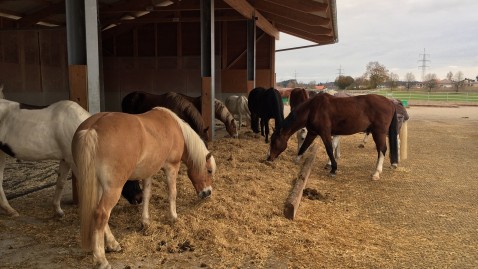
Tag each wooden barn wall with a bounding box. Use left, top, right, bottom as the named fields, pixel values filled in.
left=0, top=29, right=69, bottom=104
left=103, top=21, right=275, bottom=111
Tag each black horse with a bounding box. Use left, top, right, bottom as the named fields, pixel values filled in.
left=247, top=87, right=284, bottom=143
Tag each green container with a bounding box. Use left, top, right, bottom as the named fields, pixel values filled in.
left=282, top=97, right=288, bottom=104
left=402, top=100, right=409, bottom=107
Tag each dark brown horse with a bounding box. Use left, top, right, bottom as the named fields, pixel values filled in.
left=122, top=91, right=209, bottom=143
left=177, top=93, right=238, bottom=138
left=248, top=87, right=284, bottom=143
left=289, top=88, right=309, bottom=153
left=268, top=93, right=399, bottom=180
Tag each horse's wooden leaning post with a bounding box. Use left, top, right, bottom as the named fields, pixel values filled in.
left=284, top=143, right=320, bottom=220
left=399, top=121, right=408, bottom=161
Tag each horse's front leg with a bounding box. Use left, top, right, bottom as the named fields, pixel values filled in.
left=140, top=177, right=152, bottom=230
left=296, top=132, right=317, bottom=163
left=52, top=160, right=70, bottom=217
left=164, top=163, right=180, bottom=221
left=260, top=118, right=265, bottom=137
left=0, top=152, right=19, bottom=217
left=320, top=135, right=337, bottom=176
left=264, top=119, right=270, bottom=143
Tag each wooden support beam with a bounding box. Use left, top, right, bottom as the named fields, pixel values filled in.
left=255, top=0, right=329, bottom=26
left=263, top=0, right=328, bottom=13
left=284, top=143, right=320, bottom=220
left=276, top=22, right=334, bottom=44
left=261, top=11, right=331, bottom=34
left=223, top=0, right=279, bottom=40
left=17, top=1, right=65, bottom=27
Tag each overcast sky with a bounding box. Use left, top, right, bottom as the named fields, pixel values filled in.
left=275, top=0, right=478, bottom=84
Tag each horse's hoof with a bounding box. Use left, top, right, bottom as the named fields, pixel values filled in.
left=94, top=261, right=111, bottom=269
left=54, top=209, right=65, bottom=218
left=106, top=243, right=122, bottom=253
left=371, top=175, right=380, bottom=181
left=391, top=163, right=398, bottom=169
left=328, top=173, right=336, bottom=178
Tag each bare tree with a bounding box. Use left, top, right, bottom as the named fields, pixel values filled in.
left=424, top=73, right=438, bottom=92
left=364, top=61, right=389, bottom=89
left=388, top=72, right=399, bottom=90
left=405, top=72, right=415, bottom=90
left=453, top=71, right=464, bottom=91
left=446, top=71, right=453, bottom=81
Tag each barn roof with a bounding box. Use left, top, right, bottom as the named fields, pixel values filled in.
left=0, top=0, right=338, bottom=45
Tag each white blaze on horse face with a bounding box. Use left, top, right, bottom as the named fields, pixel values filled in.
left=372, top=151, right=386, bottom=180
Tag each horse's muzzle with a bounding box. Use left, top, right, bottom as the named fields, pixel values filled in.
left=198, top=186, right=212, bottom=199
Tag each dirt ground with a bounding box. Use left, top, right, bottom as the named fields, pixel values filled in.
left=1, top=105, right=478, bottom=269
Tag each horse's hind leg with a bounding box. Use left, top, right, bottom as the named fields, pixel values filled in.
left=0, top=152, right=19, bottom=216
left=52, top=160, right=70, bottom=217
left=371, top=133, right=387, bottom=180
left=140, top=177, right=153, bottom=230
left=105, top=224, right=121, bottom=252
left=92, top=187, right=122, bottom=269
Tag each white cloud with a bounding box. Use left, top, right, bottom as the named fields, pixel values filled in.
left=275, top=0, right=478, bottom=83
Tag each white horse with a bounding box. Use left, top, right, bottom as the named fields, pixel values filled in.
left=225, top=95, right=251, bottom=131
left=0, top=85, right=90, bottom=217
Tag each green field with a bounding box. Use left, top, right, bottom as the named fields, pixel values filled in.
left=349, top=90, right=478, bottom=103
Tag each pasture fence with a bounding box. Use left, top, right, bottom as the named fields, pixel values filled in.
left=345, top=90, right=478, bottom=104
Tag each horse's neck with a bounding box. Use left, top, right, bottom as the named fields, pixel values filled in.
left=215, top=101, right=233, bottom=122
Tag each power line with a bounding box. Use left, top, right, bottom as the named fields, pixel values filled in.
left=337, top=65, right=344, bottom=77
left=418, top=48, right=430, bottom=82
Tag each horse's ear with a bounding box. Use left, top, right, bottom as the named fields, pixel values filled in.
left=206, top=152, right=212, bottom=161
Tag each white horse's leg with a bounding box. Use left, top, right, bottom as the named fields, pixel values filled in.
left=0, top=152, right=19, bottom=216
left=332, top=136, right=341, bottom=159
left=164, top=164, right=180, bottom=221
left=141, top=177, right=152, bottom=229
left=372, top=151, right=385, bottom=180
left=52, top=160, right=70, bottom=217
left=397, top=134, right=401, bottom=162
left=359, top=133, right=369, bottom=148
left=104, top=223, right=121, bottom=252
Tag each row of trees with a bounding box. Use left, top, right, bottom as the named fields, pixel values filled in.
left=333, top=61, right=473, bottom=92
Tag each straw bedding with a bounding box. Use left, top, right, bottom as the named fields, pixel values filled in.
left=1, top=106, right=478, bottom=268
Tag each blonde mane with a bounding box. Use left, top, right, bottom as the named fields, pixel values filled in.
left=154, top=107, right=214, bottom=173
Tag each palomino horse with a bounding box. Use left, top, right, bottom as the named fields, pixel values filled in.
left=122, top=91, right=209, bottom=143
left=268, top=93, right=399, bottom=180
left=72, top=107, right=216, bottom=269
left=225, top=95, right=250, bottom=131
left=248, top=87, right=284, bottom=143
left=178, top=93, right=238, bottom=138
left=288, top=88, right=309, bottom=153
left=0, top=85, right=90, bottom=216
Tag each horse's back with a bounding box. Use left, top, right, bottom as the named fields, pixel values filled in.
left=0, top=99, right=90, bottom=161
left=75, top=110, right=182, bottom=179
left=307, top=94, right=395, bottom=135
left=289, top=88, right=309, bottom=110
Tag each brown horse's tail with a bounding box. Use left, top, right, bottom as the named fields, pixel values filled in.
left=388, top=110, right=399, bottom=165
left=73, top=129, right=99, bottom=251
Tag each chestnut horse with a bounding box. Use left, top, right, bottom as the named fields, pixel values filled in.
left=288, top=88, right=309, bottom=153
left=178, top=93, right=238, bottom=138
left=268, top=93, right=399, bottom=180
left=248, top=87, right=284, bottom=143
left=122, top=91, right=209, bottom=143
left=72, top=107, right=216, bottom=269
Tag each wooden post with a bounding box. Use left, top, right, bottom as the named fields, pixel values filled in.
left=399, top=121, right=408, bottom=161
left=284, top=143, right=320, bottom=220
left=68, top=64, right=88, bottom=204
